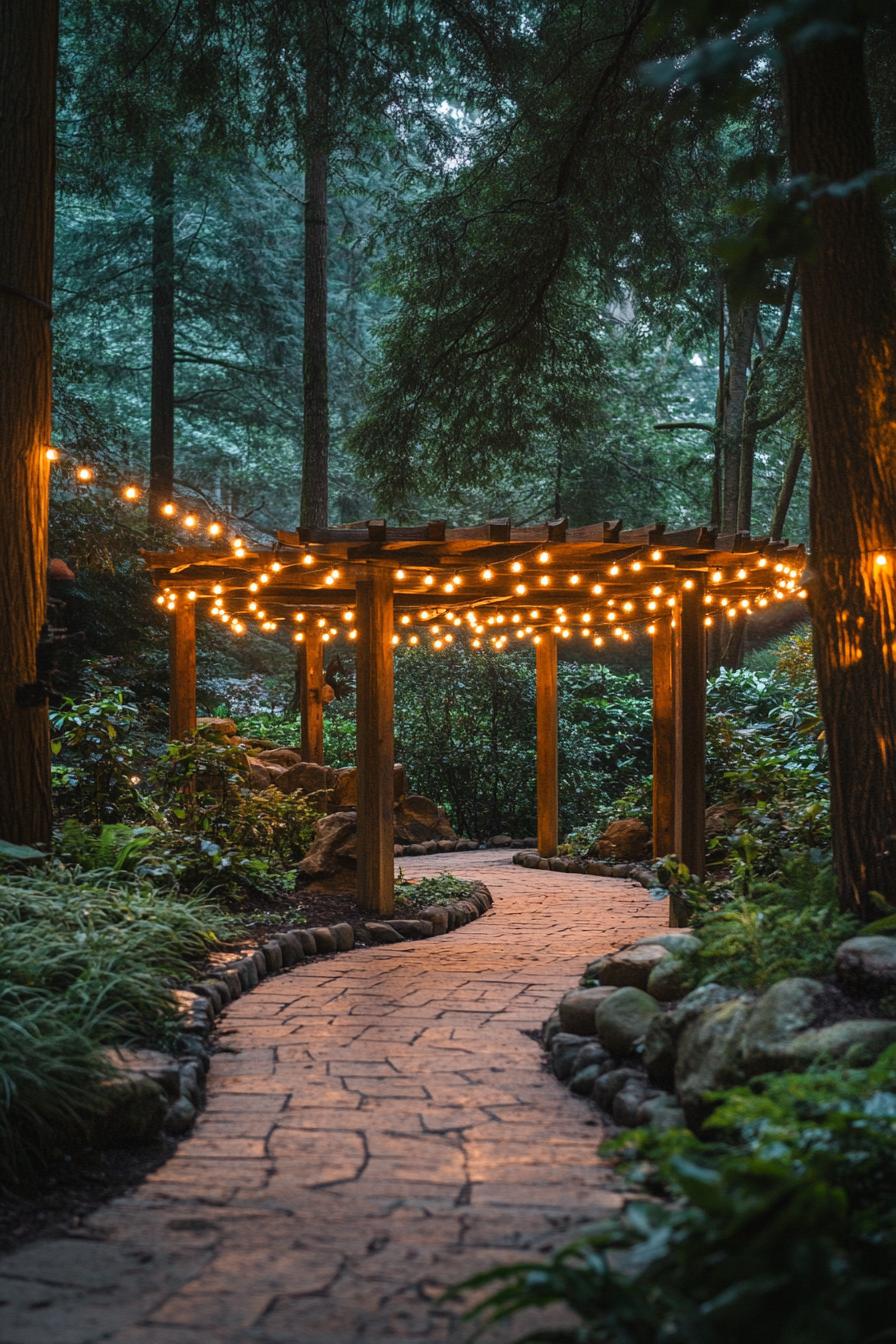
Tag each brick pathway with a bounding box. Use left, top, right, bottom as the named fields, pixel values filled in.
left=0, top=852, right=661, bottom=1344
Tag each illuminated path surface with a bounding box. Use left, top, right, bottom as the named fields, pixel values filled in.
left=0, top=851, right=661, bottom=1344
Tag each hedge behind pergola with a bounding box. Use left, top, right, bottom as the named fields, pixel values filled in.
left=144, top=517, right=805, bottom=923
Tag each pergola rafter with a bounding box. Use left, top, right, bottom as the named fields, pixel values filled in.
left=143, top=517, right=806, bottom=921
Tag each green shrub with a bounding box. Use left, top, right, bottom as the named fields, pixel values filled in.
left=50, top=687, right=143, bottom=825
left=663, top=856, right=857, bottom=992
left=394, top=872, right=477, bottom=906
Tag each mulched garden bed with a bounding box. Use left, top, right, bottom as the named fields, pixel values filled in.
left=0, top=1137, right=176, bottom=1255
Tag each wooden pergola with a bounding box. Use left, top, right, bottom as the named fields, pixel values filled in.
left=144, top=518, right=805, bottom=922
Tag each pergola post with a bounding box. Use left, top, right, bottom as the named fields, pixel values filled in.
left=355, top=566, right=395, bottom=915
left=169, top=597, right=196, bottom=740
left=299, top=626, right=325, bottom=764
left=535, top=630, right=559, bottom=858
left=652, top=614, right=676, bottom=860
left=673, top=575, right=707, bottom=921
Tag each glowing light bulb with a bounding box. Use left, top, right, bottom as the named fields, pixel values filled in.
left=76, top=466, right=93, bottom=482
left=123, top=484, right=140, bottom=500
left=249, top=582, right=259, bottom=593
left=737, top=567, right=748, bottom=580
left=443, top=581, right=455, bottom=593
left=529, top=609, right=540, bottom=619
left=271, top=561, right=282, bottom=573
left=539, top=574, right=550, bottom=587
left=683, top=578, right=695, bottom=590
left=343, top=610, right=354, bottom=622
left=568, top=573, right=581, bottom=586
left=45, top=446, right=59, bottom=462
left=294, top=611, right=305, bottom=622
left=409, top=635, right=419, bottom=646
left=609, top=564, right=620, bottom=577
left=155, top=594, right=165, bottom=606
left=482, top=567, right=494, bottom=581
left=396, top=568, right=406, bottom=580
left=259, top=573, right=270, bottom=584
left=302, top=552, right=314, bottom=566
left=514, top=582, right=527, bottom=595
left=704, top=615, right=713, bottom=627
left=424, top=573, right=435, bottom=586
left=348, top=629, right=358, bottom=640
left=400, top=614, right=411, bottom=625
left=537, top=550, right=550, bottom=564
left=875, top=552, right=888, bottom=568
left=510, top=561, right=523, bottom=574
left=650, top=548, right=663, bottom=562
left=711, top=570, right=722, bottom=584
left=183, top=514, right=197, bottom=529
left=591, top=583, right=603, bottom=595
left=631, top=560, right=642, bottom=572
left=391, top=634, right=400, bottom=646
left=208, top=521, right=222, bottom=538
left=647, top=624, right=656, bottom=635
left=186, top=590, right=197, bottom=602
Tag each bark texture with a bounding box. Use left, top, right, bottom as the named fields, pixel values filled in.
left=149, top=152, right=175, bottom=514
left=300, top=1, right=330, bottom=529
left=786, top=28, right=896, bottom=916
left=0, top=0, right=57, bottom=844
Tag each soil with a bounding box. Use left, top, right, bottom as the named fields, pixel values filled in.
left=215, top=885, right=432, bottom=954
left=0, top=1136, right=176, bottom=1255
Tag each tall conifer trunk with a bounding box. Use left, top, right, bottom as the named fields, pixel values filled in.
left=300, top=1, right=330, bottom=529
left=149, top=152, right=175, bottom=514
left=0, top=0, right=57, bottom=845
left=785, top=28, right=896, bottom=917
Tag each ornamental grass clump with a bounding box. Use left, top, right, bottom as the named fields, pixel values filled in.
left=0, top=863, right=227, bottom=1185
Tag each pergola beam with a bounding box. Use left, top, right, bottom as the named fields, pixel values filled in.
left=298, top=626, right=325, bottom=765
left=169, top=598, right=196, bottom=739
left=354, top=567, right=395, bottom=915
left=673, top=575, right=707, bottom=922
left=536, top=630, right=559, bottom=858
left=652, top=615, right=676, bottom=863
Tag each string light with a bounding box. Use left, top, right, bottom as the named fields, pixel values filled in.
left=396, top=568, right=406, bottom=580
left=510, top=561, right=523, bottom=574
left=45, top=446, right=60, bottom=462
left=122, top=484, right=140, bottom=501
left=183, top=514, right=197, bottom=529
left=537, top=550, right=550, bottom=564
left=481, top=567, right=494, bottom=581
left=76, top=466, right=93, bottom=483
left=208, top=522, right=223, bottom=538
left=650, top=549, right=663, bottom=562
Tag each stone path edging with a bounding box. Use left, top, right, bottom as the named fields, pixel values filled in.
left=513, top=847, right=660, bottom=889
left=115, top=884, right=496, bottom=1146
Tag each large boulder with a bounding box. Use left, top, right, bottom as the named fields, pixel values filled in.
left=592, top=818, right=651, bottom=861
left=330, top=763, right=408, bottom=811
left=255, top=747, right=303, bottom=769
left=394, top=794, right=457, bottom=844
left=634, top=931, right=701, bottom=956
left=741, top=977, right=827, bottom=1074
left=587, top=943, right=670, bottom=990
left=558, top=986, right=618, bottom=1036
left=297, top=811, right=358, bottom=883
left=275, top=760, right=336, bottom=798
left=246, top=757, right=287, bottom=789
left=834, top=936, right=896, bottom=995
left=196, top=715, right=238, bottom=737
left=647, top=957, right=692, bottom=1003
left=675, top=996, right=752, bottom=1125
left=769, top=1018, right=896, bottom=1069
left=594, top=987, right=661, bottom=1058
left=644, top=983, right=739, bottom=1088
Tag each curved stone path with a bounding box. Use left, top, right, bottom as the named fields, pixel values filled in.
left=0, top=851, right=661, bottom=1344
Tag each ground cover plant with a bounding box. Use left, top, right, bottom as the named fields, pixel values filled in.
left=0, top=858, right=229, bottom=1187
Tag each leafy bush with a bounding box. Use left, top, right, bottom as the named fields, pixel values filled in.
left=233, top=705, right=357, bottom=766
left=50, top=687, right=143, bottom=825
left=463, top=1049, right=896, bottom=1344
left=661, top=855, right=857, bottom=991
left=0, top=860, right=228, bottom=1184
left=392, top=648, right=651, bottom=838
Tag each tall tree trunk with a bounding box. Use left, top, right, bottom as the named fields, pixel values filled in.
left=300, top=2, right=330, bottom=529
left=785, top=26, right=896, bottom=918
left=720, top=295, right=758, bottom=532
left=0, top=0, right=56, bottom=845
left=149, top=152, right=175, bottom=514
left=770, top=435, right=806, bottom=541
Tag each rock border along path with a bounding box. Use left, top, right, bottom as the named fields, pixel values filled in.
left=0, top=851, right=662, bottom=1344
